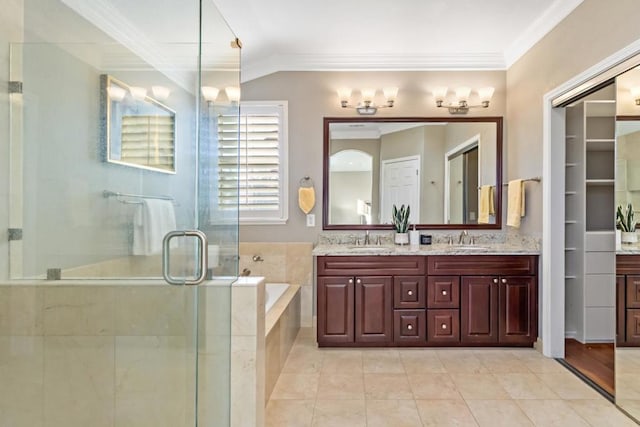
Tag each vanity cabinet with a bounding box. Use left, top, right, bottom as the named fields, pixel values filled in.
left=615, top=255, right=640, bottom=346
left=428, top=255, right=538, bottom=345
left=316, top=254, right=537, bottom=347
left=316, top=256, right=424, bottom=346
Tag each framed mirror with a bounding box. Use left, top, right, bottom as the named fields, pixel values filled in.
left=100, top=74, right=176, bottom=174
left=323, top=117, right=503, bottom=229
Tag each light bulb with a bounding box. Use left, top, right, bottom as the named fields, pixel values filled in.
left=455, top=87, right=471, bottom=102
left=478, top=87, right=495, bottom=103
left=432, top=86, right=448, bottom=102
left=129, top=86, right=147, bottom=101
left=225, top=86, right=241, bottom=103
left=107, top=86, right=126, bottom=102
left=151, top=86, right=171, bottom=101
left=361, top=88, right=376, bottom=103
left=383, top=87, right=398, bottom=101
left=201, top=86, right=220, bottom=102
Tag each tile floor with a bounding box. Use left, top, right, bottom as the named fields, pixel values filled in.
left=266, top=328, right=639, bottom=426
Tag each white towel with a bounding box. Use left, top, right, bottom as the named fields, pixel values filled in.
left=132, top=199, right=176, bottom=255
left=506, top=179, right=525, bottom=228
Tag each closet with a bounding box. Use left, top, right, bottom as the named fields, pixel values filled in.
left=564, top=84, right=616, bottom=394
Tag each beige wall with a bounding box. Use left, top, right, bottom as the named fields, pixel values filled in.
left=240, top=70, right=506, bottom=242
left=506, top=0, right=640, bottom=235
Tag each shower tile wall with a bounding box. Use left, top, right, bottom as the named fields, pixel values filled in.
left=0, top=284, right=197, bottom=427
left=239, top=242, right=313, bottom=327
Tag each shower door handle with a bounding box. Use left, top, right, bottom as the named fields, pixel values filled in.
left=162, top=230, right=208, bottom=286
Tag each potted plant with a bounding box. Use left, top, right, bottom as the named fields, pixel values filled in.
left=392, top=204, right=410, bottom=245
left=617, top=203, right=637, bottom=244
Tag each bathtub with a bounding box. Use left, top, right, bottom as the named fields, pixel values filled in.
left=265, top=283, right=290, bottom=313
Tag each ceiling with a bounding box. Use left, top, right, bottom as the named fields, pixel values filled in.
left=212, top=0, right=584, bottom=82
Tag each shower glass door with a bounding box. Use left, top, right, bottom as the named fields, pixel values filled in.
left=3, top=0, right=238, bottom=425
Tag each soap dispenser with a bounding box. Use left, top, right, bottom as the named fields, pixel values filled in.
left=409, top=224, right=420, bottom=249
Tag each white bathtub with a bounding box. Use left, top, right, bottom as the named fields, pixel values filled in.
left=265, top=283, right=290, bottom=313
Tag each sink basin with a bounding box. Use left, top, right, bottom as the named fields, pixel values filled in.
left=346, top=246, right=389, bottom=252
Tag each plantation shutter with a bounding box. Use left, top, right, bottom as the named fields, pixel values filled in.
left=217, top=102, right=288, bottom=222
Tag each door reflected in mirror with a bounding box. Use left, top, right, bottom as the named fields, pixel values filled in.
left=100, top=74, right=176, bottom=174
left=323, top=117, right=502, bottom=229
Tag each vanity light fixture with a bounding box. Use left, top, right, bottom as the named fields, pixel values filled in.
left=434, top=86, right=494, bottom=114
left=631, top=87, right=640, bottom=105
left=129, top=86, right=148, bottom=101
left=106, top=85, right=126, bottom=102
left=201, top=86, right=220, bottom=103
left=337, top=87, right=398, bottom=115
left=225, top=86, right=241, bottom=103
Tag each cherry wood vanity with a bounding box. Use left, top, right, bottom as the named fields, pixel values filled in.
left=316, top=254, right=538, bottom=347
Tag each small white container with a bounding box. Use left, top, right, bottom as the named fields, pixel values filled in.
left=409, top=229, right=420, bottom=249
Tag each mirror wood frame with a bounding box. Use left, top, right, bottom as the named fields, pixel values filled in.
left=323, top=116, right=503, bottom=230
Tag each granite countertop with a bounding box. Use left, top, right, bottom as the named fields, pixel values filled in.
left=617, top=244, right=640, bottom=255
left=312, top=232, right=541, bottom=256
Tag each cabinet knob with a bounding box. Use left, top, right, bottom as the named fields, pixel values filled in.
left=348, top=279, right=353, bottom=284
left=356, top=279, right=362, bottom=284
left=441, top=324, right=447, bottom=330
left=501, top=278, right=507, bottom=284
left=407, top=324, right=413, bottom=331
left=493, top=278, right=498, bottom=284
left=407, top=290, right=413, bottom=296
left=442, top=290, right=447, bottom=296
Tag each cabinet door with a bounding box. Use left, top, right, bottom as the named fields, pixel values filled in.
left=498, top=276, right=536, bottom=344
left=617, top=275, right=626, bottom=345
left=355, top=276, right=393, bottom=343
left=317, top=276, right=354, bottom=344
left=461, top=276, right=498, bottom=343
left=627, top=275, right=640, bottom=309
left=627, top=309, right=640, bottom=344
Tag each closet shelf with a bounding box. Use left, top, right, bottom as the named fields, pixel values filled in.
left=565, top=247, right=577, bottom=251
left=566, top=163, right=578, bottom=167
left=585, top=179, right=614, bottom=185
left=565, top=220, right=578, bottom=224
left=565, top=191, right=577, bottom=195
left=565, top=275, right=577, bottom=280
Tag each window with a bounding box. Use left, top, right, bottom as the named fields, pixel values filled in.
left=217, top=101, right=288, bottom=223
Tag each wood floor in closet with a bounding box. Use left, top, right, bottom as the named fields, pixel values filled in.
left=564, top=338, right=615, bottom=396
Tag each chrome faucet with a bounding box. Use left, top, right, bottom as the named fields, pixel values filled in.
left=364, top=230, right=370, bottom=245
left=458, top=230, right=468, bottom=245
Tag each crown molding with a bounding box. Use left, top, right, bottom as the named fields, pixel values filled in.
left=241, top=52, right=507, bottom=82
left=503, top=0, right=584, bottom=68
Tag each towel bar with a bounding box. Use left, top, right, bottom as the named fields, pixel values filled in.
left=103, top=190, right=176, bottom=205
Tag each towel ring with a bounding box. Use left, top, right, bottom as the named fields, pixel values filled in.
left=299, top=176, right=314, bottom=188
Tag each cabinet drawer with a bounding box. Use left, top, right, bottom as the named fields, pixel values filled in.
left=394, top=310, right=426, bottom=345
left=318, top=256, right=425, bottom=276
left=428, top=255, right=537, bottom=276
left=427, top=276, right=460, bottom=309
left=427, top=309, right=460, bottom=344
left=394, top=276, right=426, bottom=309
left=627, top=276, right=640, bottom=309
left=617, top=255, right=640, bottom=275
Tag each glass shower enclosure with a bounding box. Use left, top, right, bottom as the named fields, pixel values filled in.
left=1, top=0, right=239, bottom=425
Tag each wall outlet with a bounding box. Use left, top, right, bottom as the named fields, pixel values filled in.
left=306, top=214, right=315, bottom=227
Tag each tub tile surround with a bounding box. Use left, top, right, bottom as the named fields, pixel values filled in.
left=266, top=285, right=301, bottom=402
left=0, top=278, right=267, bottom=427
left=240, top=242, right=313, bottom=327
